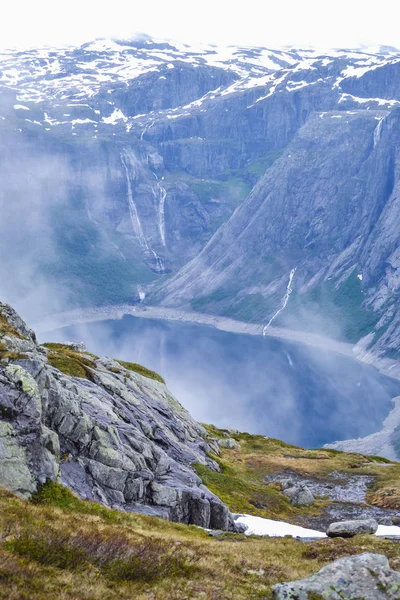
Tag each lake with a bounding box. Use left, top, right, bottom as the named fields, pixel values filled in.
left=42, top=315, right=400, bottom=448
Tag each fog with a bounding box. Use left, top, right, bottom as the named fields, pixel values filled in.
left=41, top=315, right=400, bottom=448
left=0, top=128, right=73, bottom=322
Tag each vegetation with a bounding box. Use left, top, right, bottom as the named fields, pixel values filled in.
left=247, top=150, right=284, bottom=179
left=43, top=343, right=97, bottom=381
left=0, top=483, right=399, bottom=600
left=0, top=313, right=24, bottom=339
left=200, top=426, right=400, bottom=518
left=117, top=360, right=165, bottom=384
left=0, top=349, right=28, bottom=362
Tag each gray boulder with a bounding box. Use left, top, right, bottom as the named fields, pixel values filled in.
left=217, top=438, right=240, bottom=449
left=272, top=553, right=400, bottom=599
left=282, top=481, right=315, bottom=506
left=327, top=518, right=378, bottom=537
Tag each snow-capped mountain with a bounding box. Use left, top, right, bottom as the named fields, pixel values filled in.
left=2, top=37, right=400, bottom=132
left=2, top=36, right=400, bottom=357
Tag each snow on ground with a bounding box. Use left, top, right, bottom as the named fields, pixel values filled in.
left=376, top=524, right=400, bottom=536
left=235, top=514, right=400, bottom=538
left=235, top=515, right=327, bottom=538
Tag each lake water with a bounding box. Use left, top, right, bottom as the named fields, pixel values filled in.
left=43, top=315, right=400, bottom=448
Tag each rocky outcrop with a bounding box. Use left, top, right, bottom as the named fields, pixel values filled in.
left=272, top=553, right=400, bottom=599
left=327, top=518, right=378, bottom=538
left=217, top=438, right=240, bottom=450
left=0, top=302, right=236, bottom=530
left=281, top=480, right=315, bottom=507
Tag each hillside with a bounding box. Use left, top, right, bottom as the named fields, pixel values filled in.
left=2, top=300, right=400, bottom=597
left=1, top=482, right=400, bottom=600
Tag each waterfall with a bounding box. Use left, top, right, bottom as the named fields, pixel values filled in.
left=157, top=181, right=167, bottom=246
left=121, top=150, right=164, bottom=273
left=373, top=117, right=384, bottom=148
left=140, top=120, right=155, bottom=141
left=263, top=268, right=297, bottom=335
left=121, top=151, right=147, bottom=248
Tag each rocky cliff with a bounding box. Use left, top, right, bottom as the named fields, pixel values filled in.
left=3, top=37, right=400, bottom=357
left=0, top=301, right=237, bottom=530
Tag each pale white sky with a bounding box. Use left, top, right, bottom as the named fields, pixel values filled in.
left=1, top=0, right=399, bottom=50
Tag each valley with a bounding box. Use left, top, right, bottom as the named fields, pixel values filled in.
left=2, top=27, right=400, bottom=598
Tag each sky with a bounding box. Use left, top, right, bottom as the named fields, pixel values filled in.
left=1, top=0, right=400, bottom=50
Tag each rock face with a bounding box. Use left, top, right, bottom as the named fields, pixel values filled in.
left=272, top=553, right=400, bottom=599
left=3, top=38, right=400, bottom=356
left=0, top=302, right=236, bottom=530
left=327, top=518, right=378, bottom=538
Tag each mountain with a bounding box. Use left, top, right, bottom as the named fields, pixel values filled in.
left=2, top=37, right=400, bottom=360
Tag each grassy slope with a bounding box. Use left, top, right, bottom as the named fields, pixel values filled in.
left=199, top=426, right=400, bottom=519
left=1, top=325, right=400, bottom=598
left=1, top=483, right=400, bottom=600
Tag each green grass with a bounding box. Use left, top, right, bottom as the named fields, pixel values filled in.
left=199, top=426, right=400, bottom=519
left=247, top=150, right=285, bottom=179
left=117, top=360, right=165, bottom=384
left=43, top=343, right=96, bottom=380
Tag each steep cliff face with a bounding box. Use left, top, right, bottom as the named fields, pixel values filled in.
left=157, top=104, right=400, bottom=354
left=2, top=38, right=400, bottom=337
left=0, top=302, right=236, bottom=530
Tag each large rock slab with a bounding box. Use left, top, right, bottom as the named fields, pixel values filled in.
left=272, top=553, right=400, bottom=599
left=327, top=518, right=378, bottom=537
left=0, top=302, right=237, bottom=530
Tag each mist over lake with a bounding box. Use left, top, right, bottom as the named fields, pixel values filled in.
left=44, top=315, right=400, bottom=448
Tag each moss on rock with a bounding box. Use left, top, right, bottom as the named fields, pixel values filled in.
left=117, top=360, right=165, bottom=384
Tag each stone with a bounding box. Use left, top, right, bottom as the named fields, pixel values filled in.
left=0, top=302, right=241, bottom=530
left=280, top=479, right=295, bottom=491
left=60, top=341, right=87, bottom=352
left=217, top=438, right=240, bottom=449
left=234, top=522, right=248, bottom=534
left=272, top=553, right=400, bottom=599
left=283, top=483, right=315, bottom=506
left=327, top=518, right=378, bottom=538
left=392, top=516, right=400, bottom=525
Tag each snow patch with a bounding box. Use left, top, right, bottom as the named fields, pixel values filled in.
left=236, top=514, right=400, bottom=538
left=236, top=515, right=326, bottom=538
left=102, top=108, right=127, bottom=124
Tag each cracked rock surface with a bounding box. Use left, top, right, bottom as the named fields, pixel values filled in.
left=0, top=302, right=236, bottom=530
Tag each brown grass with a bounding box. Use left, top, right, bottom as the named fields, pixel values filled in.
left=199, top=426, right=400, bottom=519
left=0, top=484, right=399, bottom=600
